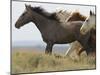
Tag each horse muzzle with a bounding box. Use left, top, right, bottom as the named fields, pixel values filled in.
left=15, top=23, right=21, bottom=29
left=80, top=29, right=87, bottom=35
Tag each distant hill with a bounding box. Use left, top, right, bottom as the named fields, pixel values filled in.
left=12, top=41, right=70, bottom=55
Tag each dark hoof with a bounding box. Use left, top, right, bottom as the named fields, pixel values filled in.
left=45, top=51, right=52, bottom=55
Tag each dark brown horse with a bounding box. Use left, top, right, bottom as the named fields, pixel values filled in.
left=15, top=5, right=92, bottom=55
left=77, top=28, right=96, bottom=56
left=87, top=29, right=96, bottom=57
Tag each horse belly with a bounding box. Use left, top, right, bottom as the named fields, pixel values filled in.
left=42, top=22, right=82, bottom=44
left=54, top=33, right=76, bottom=44
left=55, top=40, right=76, bottom=44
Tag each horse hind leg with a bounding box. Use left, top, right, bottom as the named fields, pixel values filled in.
left=77, top=48, right=85, bottom=56
left=45, top=42, right=53, bottom=55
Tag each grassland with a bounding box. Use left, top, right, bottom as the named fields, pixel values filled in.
left=12, top=48, right=96, bottom=74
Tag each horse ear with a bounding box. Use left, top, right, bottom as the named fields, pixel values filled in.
left=90, top=10, right=93, bottom=15
left=25, top=4, right=28, bottom=8
left=25, top=4, right=31, bottom=11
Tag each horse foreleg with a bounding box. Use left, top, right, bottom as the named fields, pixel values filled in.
left=77, top=31, right=91, bottom=56
left=45, top=42, right=53, bottom=54
left=65, top=41, right=82, bottom=61
left=86, top=47, right=95, bottom=56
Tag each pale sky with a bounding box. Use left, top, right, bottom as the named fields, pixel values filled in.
left=12, top=1, right=95, bottom=43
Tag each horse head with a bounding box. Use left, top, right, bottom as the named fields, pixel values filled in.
left=80, top=10, right=96, bottom=34
left=15, top=4, right=32, bottom=29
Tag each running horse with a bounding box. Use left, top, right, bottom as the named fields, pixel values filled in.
left=15, top=4, right=91, bottom=55
left=56, top=10, right=96, bottom=59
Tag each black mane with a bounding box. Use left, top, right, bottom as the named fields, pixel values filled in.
left=29, top=6, right=59, bottom=21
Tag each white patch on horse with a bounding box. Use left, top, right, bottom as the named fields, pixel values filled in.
left=80, top=11, right=96, bottom=34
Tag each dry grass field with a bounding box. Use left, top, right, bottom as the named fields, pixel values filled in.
left=12, top=48, right=96, bottom=74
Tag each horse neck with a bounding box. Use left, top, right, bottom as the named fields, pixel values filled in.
left=30, top=11, right=49, bottom=32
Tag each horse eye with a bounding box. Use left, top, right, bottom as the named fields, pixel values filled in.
left=86, top=19, right=89, bottom=22
left=22, top=13, right=26, bottom=16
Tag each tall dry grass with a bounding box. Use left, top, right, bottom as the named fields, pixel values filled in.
left=12, top=50, right=95, bottom=74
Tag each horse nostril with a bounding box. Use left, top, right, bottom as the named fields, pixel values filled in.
left=82, top=30, right=85, bottom=32
left=15, top=24, right=17, bottom=27
left=80, top=29, right=86, bottom=35
left=15, top=24, right=18, bottom=28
